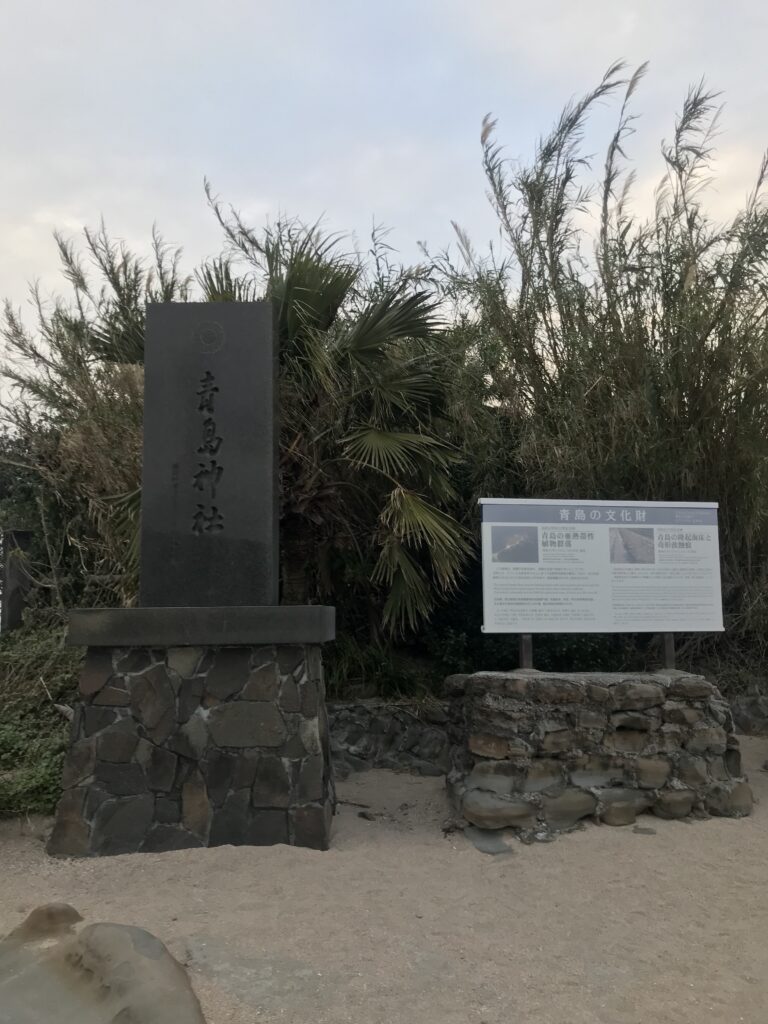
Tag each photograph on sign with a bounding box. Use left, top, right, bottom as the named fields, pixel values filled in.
left=480, top=499, right=724, bottom=634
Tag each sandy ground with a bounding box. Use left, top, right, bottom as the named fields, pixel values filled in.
left=2, top=738, right=768, bottom=1024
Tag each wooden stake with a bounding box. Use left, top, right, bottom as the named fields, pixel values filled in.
left=519, top=633, right=533, bottom=669
left=663, top=632, right=676, bottom=670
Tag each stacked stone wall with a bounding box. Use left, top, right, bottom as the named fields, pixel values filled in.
left=328, top=700, right=459, bottom=777
left=450, top=670, right=753, bottom=835
left=48, top=644, right=333, bottom=856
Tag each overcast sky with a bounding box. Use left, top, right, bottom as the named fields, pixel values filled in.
left=2, top=1, right=767, bottom=312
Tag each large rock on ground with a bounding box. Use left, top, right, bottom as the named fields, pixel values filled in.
left=0, top=904, right=206, bottom=1023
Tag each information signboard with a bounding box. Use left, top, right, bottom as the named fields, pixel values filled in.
left=481, top=499, right=723, bottom=634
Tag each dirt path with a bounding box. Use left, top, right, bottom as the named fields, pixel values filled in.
left=1, top=737, right=767, bottom=1024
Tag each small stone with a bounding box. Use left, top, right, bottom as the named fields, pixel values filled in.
left=166, top=647, right=204, bottom=678
left=83, top=707, right=118, bottom=737
left=96, top=722, right=139, bottom=764
left=685, top=725, right=727, bottom=755
left=291, top=802, right=331, bottom=850
left=598, top=788, right=652, bottom=827
left=155, top=797, right=181, bottom=824
left=635, top=757, right=671, bottom=789
left=527, top=677, right=583, bottom=703
left=653, top=790, right=695, bottom=819
left=141, top=824, right=203, bottom=853
left=94, top=762, right=147, bottom=797
left=468, top=734, right=512, bottom=759
left=93, top=682, right=131, bottom=707
left=299, top=717, right=322, bottom=756
left=541, top=729, right=575, bottom=754
left=231, top=752, right=260, bottom=790
left=208, top=702, right=287, bottom=748
left=724, top=746, right=742, bottom=778
left=129, top=666, right=176, bottom=744
left=633, top=825, right=657, bottom=835
left=663, top=701, right=703, bottom=726
left=677, top=753, right=709, bottom=787
left=205, top=649, right=252, bottom=700
left=577, top=709, right=607, bottom=730
left=611, top=711, right=655, bottom=732
left=182, top=772, right=210, bottom=840
left=705, top=782, right=753, bottom=817
left=462, top=790, right=537, bottom=830
left=612, top=682, right=664, bottom=711
left=541, top=789, right=596, bottom=829
left=570, top=756, right=625, bottom=789
left=605, top=729, right=648, bottom=754
left=91, top=794, right=155, bottom=855
left=140, top=744, right=178, bottom=793
left=588, top=684, right=611, bottom=704
left=168, top=713, right=209, bottom=760
left=209, top=789, right=251, bottom=846
left=116, top=649, right=152, bottom=674
left=252, top=756, right=292, bottom=808
left=297, top=755, right=325, bottom=802
left=277, top=646, right=305, bottom=675
left=178, top=677, right=204, bottom=724
left=306, top=646, right=323, bottom=684
left=84, top=785, right=112, bottom=820
left=666, top=675, right=715, bottom=699
left=242, top=662, right=280, bottom=701
left=506, top=738, right=533, bottom=757
left=279, top=675, right=301, bottom=713
left=299, top=681, right=318, bottom=718
left=463, top=826, right=516, bottom=856
left=61, top=739, right=97, bottom=788
left=79, top=649, right=114, bottom=698
left=466, top=761, right=525, bottom=796
left=601, top=803, right=637, bottom=826
left=523, top=760, right=564, bottom=793
left=201, top=750, right=236, bottom=806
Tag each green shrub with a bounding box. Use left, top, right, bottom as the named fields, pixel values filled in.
left=0, top=623, right=82, bottom=817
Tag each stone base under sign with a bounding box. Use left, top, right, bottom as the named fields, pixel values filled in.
left=448, top=670, right=753, bottom=835
left=48, top=644, right=333, bottom=857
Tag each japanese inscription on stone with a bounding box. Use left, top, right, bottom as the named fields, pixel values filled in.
left=139, top=303, right=278, bottom=608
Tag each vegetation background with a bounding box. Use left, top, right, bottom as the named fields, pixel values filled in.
left=3, top=64, right=768, bottom=814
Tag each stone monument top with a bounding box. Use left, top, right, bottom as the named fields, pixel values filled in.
left=139, top=303, right=278, bottom=607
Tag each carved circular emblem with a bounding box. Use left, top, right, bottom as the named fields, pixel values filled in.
left=195, top=321, right=225, bottom=353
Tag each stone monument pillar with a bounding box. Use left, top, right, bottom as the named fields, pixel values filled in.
left=49, top=303, right=335, bottom=856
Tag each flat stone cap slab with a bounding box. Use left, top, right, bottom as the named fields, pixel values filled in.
left=68, top=606, right=335, bottom=647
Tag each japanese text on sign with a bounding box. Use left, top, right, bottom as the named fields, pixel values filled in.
left=480, top=499, right=723, bottom=634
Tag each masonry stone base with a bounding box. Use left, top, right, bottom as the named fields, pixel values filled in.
left=449, top=670, right=753, bottom=835
left=48, top=644, right=333, bottom=856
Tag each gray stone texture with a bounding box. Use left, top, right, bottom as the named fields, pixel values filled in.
left=329, top=699, right=459, bottom=778
left=451, top=670, right=752, bottom=839
left=49, top=643, right=332, bottom=857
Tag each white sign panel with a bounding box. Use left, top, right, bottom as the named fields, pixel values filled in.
left=481, top=499, right=723, bottom=634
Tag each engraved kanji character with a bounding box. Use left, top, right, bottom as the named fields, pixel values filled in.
left=192, top=504, right=224, bottom=534
left=197, top=370, right=219, bottom=413
left=198, top=416, right=223, bottom=455
left=193, top=458, right=223, bottom=499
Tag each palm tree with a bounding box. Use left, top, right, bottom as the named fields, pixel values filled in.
left=199, top=199, right=470, bottom=635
